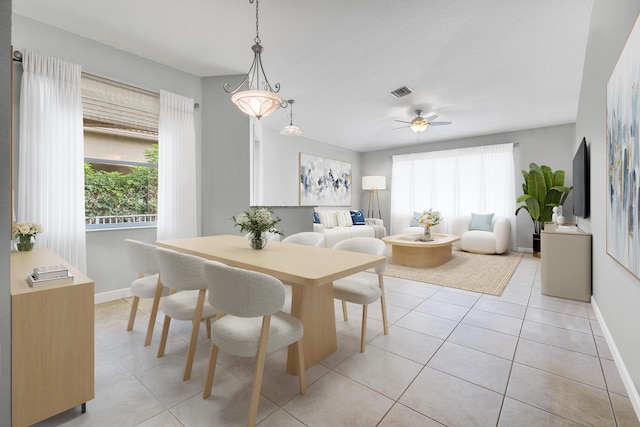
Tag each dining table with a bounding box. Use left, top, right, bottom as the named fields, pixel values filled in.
left=155, top=234, right=386, bottom=375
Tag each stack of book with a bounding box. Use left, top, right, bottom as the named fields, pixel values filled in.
left=28, top=264, right=74, bottom=287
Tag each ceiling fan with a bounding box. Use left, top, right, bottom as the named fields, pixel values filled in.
left=395, top=109, right=452, bottom=133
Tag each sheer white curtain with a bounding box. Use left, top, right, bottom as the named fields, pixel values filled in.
left=391, top=143, right=516, bottom=241
left=157, top=90, right=197, bottom=240
left=18, top=50, right=86, bottom=272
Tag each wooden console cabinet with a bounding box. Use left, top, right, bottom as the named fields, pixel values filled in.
left=10, top=248, right=94, bottom=427
left=541, top=223, right=592, bottom=302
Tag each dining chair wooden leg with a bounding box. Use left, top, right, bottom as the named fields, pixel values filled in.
left=157, top=315, right=171, bottom=357
left=127, top=296, right=140, bottom=331
left=248, top=315, right=271, bottom=427
left=360, top=304, right=368, bottom=353
left=205, top=317, right=212, bottom=339
left=342, top=300, right=349, bottom=321
left=379, top=274, right=389, bottom=335
left=144, top=280, right=164, bottom=346
left=296, top=340, right=306, bottom=395
left=202, top=342, right=220, bottom=399
left=183, top=289, right=206, bottom=381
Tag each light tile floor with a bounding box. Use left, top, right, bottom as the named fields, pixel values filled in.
left=35, top=253, right=640, bottom=426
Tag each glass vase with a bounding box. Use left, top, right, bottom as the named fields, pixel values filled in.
left=15, top=235, right=35, bottom=252
left=249, top=234, right=267, bottom=250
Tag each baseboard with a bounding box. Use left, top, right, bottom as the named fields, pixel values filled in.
left=94, top=288, right=132, bottom=304
left=517, top=247, right=533, bottom=253
left=591, top=297, right=640, bottom=419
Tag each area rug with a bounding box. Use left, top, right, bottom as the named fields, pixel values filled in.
left=382, top=249, right=524, bottom=296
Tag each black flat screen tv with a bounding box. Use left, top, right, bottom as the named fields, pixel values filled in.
left=572, top=137, right=590, bottom=218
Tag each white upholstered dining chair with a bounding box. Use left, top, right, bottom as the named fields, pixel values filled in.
left=202, top=260, right=306, bottom=427
left=155, top=247, right=217, bottom=381
left=332, top=237, right=388, bottom=352
left=282, top=231, right=326, bottom=247
left=124, top=239, right=170, bottom=346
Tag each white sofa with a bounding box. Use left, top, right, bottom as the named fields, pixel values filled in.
left=313, top=208, right=386, bottom=247
left=451, top=214, right=510, bottom=254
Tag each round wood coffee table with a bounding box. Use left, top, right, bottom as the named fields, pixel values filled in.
left=382, top=233, right=461, bottom=267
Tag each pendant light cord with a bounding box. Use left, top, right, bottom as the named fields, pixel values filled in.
left=253, top=0, right=261, bottom=44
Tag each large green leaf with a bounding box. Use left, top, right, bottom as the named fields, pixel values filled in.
left=515, top=163, right=572, bottom=231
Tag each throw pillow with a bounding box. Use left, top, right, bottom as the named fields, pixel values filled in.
left=318, top=211, right=337, bottom=229
left=350, top=209, right=366, bottom=225
left=469, top=213, right=494, bottom=231
left=336, top=210, right=352, bottom=227
left=313, top=210, right=320, bottom=224
left=410, top=211, right=423, bottom=227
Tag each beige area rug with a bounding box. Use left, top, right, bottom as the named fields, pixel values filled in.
left=381, top=249, right=524, bottom=296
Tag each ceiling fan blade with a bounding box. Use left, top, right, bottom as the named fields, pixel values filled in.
left=392, top=125, right=410, bottom=130
left=429, top=121, right=452, bottom=126
left=394, top=119, right=411, bottom=124
left=425, top=114, right=439, bottom=122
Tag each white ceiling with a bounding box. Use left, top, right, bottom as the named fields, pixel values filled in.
left=13, top=0, right=593, bottom=152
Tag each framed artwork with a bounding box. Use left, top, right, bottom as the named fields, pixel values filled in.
left=606, top=13, right=640, bottom=281
left=299, top=152, right=352, bottom=206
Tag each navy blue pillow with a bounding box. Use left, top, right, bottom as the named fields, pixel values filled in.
left=350, top=209, right=366, bottom=225
left=313, top=210, right=320, bottom=224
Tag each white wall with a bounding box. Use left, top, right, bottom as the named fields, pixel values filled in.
left=576, top=0, right=640, bottom=404
left=257, top=126, right=363, bottom=208
left=362, top=123, right=576, bottom=250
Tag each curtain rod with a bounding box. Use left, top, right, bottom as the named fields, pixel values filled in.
left=12, top=50, right=200, bottom=109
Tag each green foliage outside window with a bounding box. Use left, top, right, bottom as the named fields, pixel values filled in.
left=84, top=144, right=158, bottom=218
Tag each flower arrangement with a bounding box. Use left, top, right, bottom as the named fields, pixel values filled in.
left=232, top=207, right=283, bottom=241
left=416, top=208, right=442, bottom=228
left=12, top=221, right=43, bottom=251
left=12, top=221, right=43, bottom=239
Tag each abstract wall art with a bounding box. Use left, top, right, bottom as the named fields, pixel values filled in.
left=299, top=152, right=352, bottom=206
left=606, top=13, right=640, bottom=281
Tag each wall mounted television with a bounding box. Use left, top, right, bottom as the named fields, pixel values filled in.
left=572, top=137, right=590, bottom=218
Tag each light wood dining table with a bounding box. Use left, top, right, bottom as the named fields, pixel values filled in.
left=155, top=234, right=386, bottom=375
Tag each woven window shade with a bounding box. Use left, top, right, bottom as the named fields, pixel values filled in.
left=81, top=73, right=159, bottom=133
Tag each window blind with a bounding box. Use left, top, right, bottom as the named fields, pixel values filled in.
left=81, top=73, right=159, bottom=133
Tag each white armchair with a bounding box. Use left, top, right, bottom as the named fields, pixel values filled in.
left=452, top=214, right=511, bottom=255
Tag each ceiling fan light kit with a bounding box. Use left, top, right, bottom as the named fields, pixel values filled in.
left=224, top=0, right=286, bottom=119
left=395, top=109, right=452, bottom=133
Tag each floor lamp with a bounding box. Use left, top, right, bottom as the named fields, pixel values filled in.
left=362, top=176, right=386, bottom=219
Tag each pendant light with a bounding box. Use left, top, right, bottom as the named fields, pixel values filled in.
left=224, top=0, right=286, bottom=119
left=280, top=99, right=302, bottom=136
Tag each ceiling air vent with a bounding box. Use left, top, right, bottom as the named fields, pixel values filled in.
left=389, top=86, right=413, bottom=98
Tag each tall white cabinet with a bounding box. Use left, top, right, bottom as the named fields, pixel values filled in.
left=541, top=223, right=592, bottom=302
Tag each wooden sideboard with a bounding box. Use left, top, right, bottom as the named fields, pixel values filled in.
left=10, top=248, right=94, bottom=427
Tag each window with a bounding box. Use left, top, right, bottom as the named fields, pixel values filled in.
left=81, top=74, right=160, bottom=229
left=390, top=143, right=516, bottom=235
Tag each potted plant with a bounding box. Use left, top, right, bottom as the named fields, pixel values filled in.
left=515, top=163, right=572, bottom=257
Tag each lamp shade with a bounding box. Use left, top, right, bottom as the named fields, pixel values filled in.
left=362, top=176, right=386, bottom=190
left=231, top=90, right=284, bottom=119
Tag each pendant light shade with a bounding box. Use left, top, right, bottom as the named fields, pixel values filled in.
left=232, top=90, right=284, bottom=120
left=224, top=0, right=285, bottom=119
left=280, top=99, right=302, bottom=136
